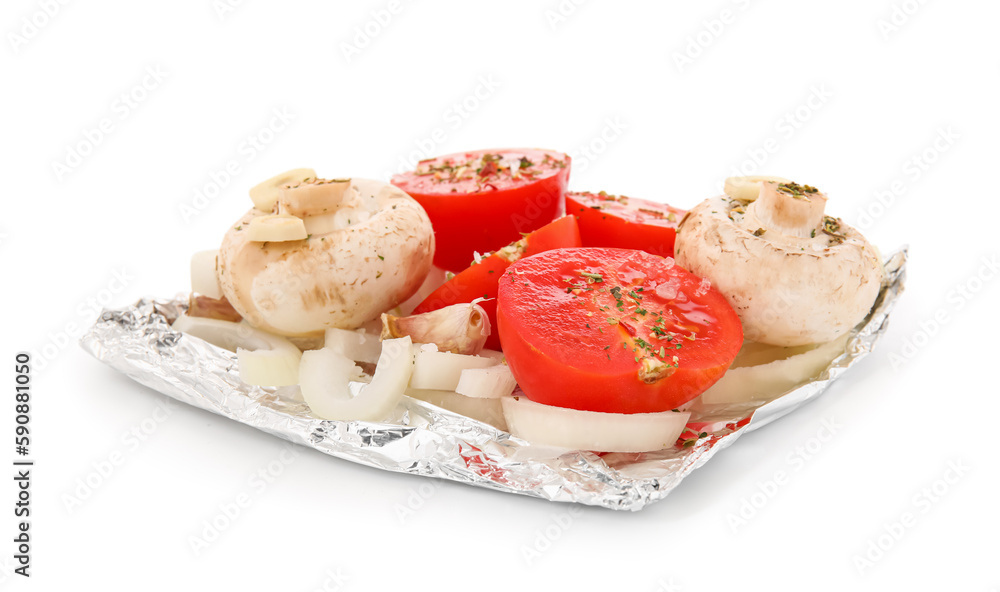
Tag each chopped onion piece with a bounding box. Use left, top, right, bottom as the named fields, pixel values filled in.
left=300, top=336, right=413, bottom=421
left=190, top=250, right=223, bottom=299
left=405, top=388, right=507, bottom=431
left=171, top=314, right=302, bottom=386
left=323, top=327, right=382, bottom=364
left=409, top=348, right=498, bottom=391
left=501, top=396, right=691, bottom=453
left=696, top=334, right=850, bottom=405
left=456, top=364, right=517, bottom=399
left=238, top=348, right=301, bottom=387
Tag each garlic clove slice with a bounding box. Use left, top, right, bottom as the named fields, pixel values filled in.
left=249, top=168, right=316, bottom=211
left=246, top=215, right=307, bottom=242
left=724, top=175, right=791, bottom=202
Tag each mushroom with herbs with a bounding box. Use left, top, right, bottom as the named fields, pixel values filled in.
left=674, top=178, right=883, bottom=346
left=217, top=172, right=435, bottom=337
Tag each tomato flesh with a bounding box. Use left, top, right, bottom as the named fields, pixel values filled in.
left=392, top=149, right=571, bottom=271
left=412, top=216, right=582, bottom=351
left=497, top=248, right=742, bottom=414
left=566, top=192, right=686, bottom=258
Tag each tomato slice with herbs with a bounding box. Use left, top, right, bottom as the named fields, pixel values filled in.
left=413, top=215, right=582, bottom=351
left=566, top=191, right=686, bottom=258
left=497, top=248, right=742, bottom=414
left=392, top=148, right=571, bottom=271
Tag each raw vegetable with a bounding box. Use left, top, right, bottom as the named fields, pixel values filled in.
left=190, top=249, right=223, bottom=299
left=299, top=336, right=413, bottom=421
left=722, top=175, right=790, bottom=202
left=412, top=215, right=582, bottom=350
left=171, top=314, right=301, bottom=386
left=409, top=344, right=499, bottom=391
left=695, top=333, right=850, bottom=405
left=455, top=364, right=517, bottom=399
left=381, top=301, right=490, bottom=355
left=248, top=167, right=316, bottom=211
left=675, top=179, right=884, bottom=346
left=497, top=248, right=743, bottom=413
left=501, top=395, right=691, bottom=452
left=565, top=191, right=686, bottom=257
left=218, top=177, right=435, bottom=337
left=391, top=148, right=571, bottom=271
left=246, top=214, right=308, bottom=242
left=323, top=327, right=382, bottom=364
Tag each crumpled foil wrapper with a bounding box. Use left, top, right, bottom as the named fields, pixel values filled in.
left=80, top=249, right=907, bottom=511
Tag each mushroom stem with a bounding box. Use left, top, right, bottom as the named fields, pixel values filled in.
left=746, top=181, right=827, bottom=239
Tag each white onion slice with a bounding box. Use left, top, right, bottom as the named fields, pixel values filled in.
left=323, top=327, right=382, bottom=364
left=171, top=315, right=302, bottom=386
left=456, top=364, right=517, bottom=399
left=405, top=388, right=507, bottom=431
left=409, top=348, right=498, bottom=391
left=190, top=250, right=223, bottom=299
left=300, top=336, right=413, bottom=421
left=501, top=396, right=691, bottom=453
left=696, top=333, right=850, bottom=406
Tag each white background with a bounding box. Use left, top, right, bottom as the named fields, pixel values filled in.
left=2, top=0, right=998, bottom=590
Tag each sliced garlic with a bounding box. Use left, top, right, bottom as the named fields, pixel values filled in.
left=278, top=178, right=352, bottom=218
left=249, top=168, right=316, bottom=211
left=723, top=175, right=791, bottom=202
left=246, top=214, right=308, bottom=242
left=190, top=249, right=222, bottom=299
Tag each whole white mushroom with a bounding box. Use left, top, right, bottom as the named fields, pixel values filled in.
left=674, top=178, right=884, bottom=346
left=218, top=173, right=435, bottom=337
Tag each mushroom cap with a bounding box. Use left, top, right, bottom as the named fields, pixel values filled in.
left=674, top=194, right=883, bottom=346
left=218, top=179, right=435, bottom=337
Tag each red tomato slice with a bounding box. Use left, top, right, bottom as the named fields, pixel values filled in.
left=566, top=192, right=686, bottom=258
left=412, top=215, right=582, bottom=351
left=392, top=149, right=571, bottom=271
left=497, top=248, right=742, bottom=413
